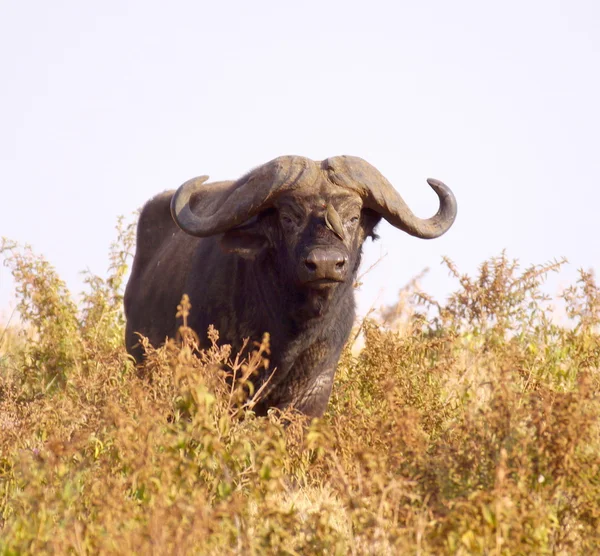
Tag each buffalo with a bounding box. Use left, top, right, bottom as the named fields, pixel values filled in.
left=124, top=155, right=457, bottom=417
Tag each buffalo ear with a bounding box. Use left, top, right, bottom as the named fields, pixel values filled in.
left=219, top=228, right=268, bottom=259
left=362, top=209, right=383, bottom=241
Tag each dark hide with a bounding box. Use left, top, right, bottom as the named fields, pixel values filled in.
left=124, top=185, right=381, bottom=417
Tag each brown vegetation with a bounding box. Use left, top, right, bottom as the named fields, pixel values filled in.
left=1, top=221, right=599, bottom=554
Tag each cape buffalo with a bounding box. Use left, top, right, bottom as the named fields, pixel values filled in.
left=124, top=155, right=457, bottom=417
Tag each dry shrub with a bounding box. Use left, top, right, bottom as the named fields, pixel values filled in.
left=1, top=229, right=599, bottom=554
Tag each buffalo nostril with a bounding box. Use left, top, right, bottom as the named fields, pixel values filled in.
left=305, top=260, right=317, bottom=272
left=335, top=260, right=345, bottom=269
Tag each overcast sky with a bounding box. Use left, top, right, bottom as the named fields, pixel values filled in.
left=1, top=0, right=599, bottom=322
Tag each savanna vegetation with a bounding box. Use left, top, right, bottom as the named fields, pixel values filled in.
left=1, top=219, right=599, bottom=554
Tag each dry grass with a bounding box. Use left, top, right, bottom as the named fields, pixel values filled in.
left=1, top=224, right=599, bottom=554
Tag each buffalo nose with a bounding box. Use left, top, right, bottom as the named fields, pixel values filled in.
left=301, top=248, right=348, bottom=282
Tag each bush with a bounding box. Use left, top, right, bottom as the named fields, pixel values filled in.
left=0, top=227, right=598, bottom=554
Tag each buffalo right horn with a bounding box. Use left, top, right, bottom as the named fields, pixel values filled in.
left=170, top=156, right=320, bottom=237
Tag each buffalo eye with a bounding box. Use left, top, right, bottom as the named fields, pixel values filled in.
left=279, top=211, right=300, bottom=230
left=347, top=214, right=360, bottom=228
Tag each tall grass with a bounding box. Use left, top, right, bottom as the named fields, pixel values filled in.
left=0, top=224, right=598, bottom=554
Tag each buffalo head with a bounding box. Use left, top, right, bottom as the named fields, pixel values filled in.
left=170, top=156, right=457, bottom=319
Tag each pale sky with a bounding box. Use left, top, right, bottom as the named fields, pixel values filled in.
left=1, top=0, right=599, bottom=321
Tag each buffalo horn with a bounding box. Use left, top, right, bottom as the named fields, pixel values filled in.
left=324, top=156, right=457, bottom=239
left=171, top=156, right=319, bottom=237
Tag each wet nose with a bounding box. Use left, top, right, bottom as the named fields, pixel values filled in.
left=301, top=248, right=348, bottom=282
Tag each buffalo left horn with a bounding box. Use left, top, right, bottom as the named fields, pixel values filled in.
left=324, top=156, right=457, bottom=239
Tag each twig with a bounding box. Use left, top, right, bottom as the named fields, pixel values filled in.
left=0, top=306, right=17, bottom=349
left=356, top=251, right=388, bottom=283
